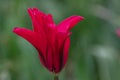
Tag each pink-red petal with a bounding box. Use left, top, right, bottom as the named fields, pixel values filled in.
left=13, top=27, right=47, bottom=68
left=54, top=32, right=69, bottom=73
left=62, top=37, right=70, bottom=68
left=27, top=8, right=46, bottom=34
left=57, top=16, right=84, bottom=32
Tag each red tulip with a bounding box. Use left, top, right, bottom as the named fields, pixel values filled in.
left=13, top=8, right=84, bottom=73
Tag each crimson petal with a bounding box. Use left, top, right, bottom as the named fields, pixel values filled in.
left=27, top=8, right=45, bottom=34
left=57, top=16, right=84, bottom=32
left=13, top=27, right=47, bottom=67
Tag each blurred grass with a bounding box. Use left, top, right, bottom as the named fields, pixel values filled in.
left=0, top=0, right=120, bottom=80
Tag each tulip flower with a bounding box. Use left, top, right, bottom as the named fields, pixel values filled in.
left=13, top=8, right=84, bottom=80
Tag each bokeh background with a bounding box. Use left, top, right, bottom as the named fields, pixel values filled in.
left=0, top=0, right=120, bottom=80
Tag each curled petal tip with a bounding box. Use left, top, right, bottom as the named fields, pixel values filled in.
left=78, top=16, right=84, bottom=20
left=27, top=7, right=37, bottom=13
left=27, top=8, right=32, bottom=11
left=27, top=7, right=37, bottom=10
left=13, top=27, right=19, bottom=32
left=27, top=8, right=31, bottom=10
left=57, top=15, right=84, bottom=32
left=74, top=15, right=84, bottom=21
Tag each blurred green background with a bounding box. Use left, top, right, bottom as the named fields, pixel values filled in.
left=0, top=0, right=120, bottom=80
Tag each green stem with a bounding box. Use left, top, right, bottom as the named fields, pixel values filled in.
left=54, top=74, right=59, bottom=80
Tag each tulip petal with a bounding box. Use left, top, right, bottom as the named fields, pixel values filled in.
left=57, top=16, right=84, bottom=32
left=46, top=14, right=56, bottom=28
left=45, top=45, right=53, bottom=72
left=62, top=37, right=70, bottom=68
left=54, top=32, right=69, bottom=73
left=53, top=36, right=70, bottom=73
left=28, top=8, right=40, bottom=32
left=27, top=8, right=46, bottom=35
left=13, top=27, right=47, bottom=67
left=13, top=27, right=36, bottom=45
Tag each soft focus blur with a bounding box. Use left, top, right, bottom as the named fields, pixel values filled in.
left=0, top=0, right=120, bottom=80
